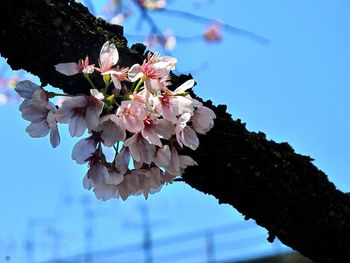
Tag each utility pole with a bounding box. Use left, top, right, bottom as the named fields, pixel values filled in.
left=205, top=231, right=216, bottom=263
left=139, top=204, right=153, bottom=263
left=81, top=195, right=94, bottom=263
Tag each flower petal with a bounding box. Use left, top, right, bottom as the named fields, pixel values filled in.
left=55, top=62, right=80, bottom=76
left=128, top=64, right=143, bottom=82
left=71, top=137, right=96, bottom=164
left=141, top=125, right=162, bottom=147
left=174, top=79, right=195, bottom=93
left=154, top=145, right=171, bottom=167
left=105, top=171, right=124, bottom=186
left=100, top=41, right=119, bottom=70
left=25, top=120, right=50, bottom=138
left=181, top=126, right=199, bottom=150
left=69, top=115, right=87, bottom=137
left=99, top=115, right=125, bottom=147
left=50, top=127, right=61, bottom=148
left=15, top=80, right=39, bottom=99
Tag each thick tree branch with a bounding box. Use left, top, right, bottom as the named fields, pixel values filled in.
left=1, top=1, right=350, bottom=262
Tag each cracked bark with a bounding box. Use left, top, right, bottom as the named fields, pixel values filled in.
left=1, top=1, right=350, bottom=262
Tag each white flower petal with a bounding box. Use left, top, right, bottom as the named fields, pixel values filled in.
left=31, top=88, right=48, bottom=109
left=117, top=173, right=140, bottom=200
left=85, top=105, right=101, bottom=131
left=69, top=115, right=87, bottom=137
left=100, top=41, right=119, bottom=69
left=99, top=114, right=125, bottom=147
left=174, top=79, right=195, bottom=93
left=154, top=145, right=171, bottom=167
left=176, top=96, right=196, bottom=115
left=83, top=175, right=93, bottom=190
left=25, top=121, right=50, bottom=138
left=15, top=80, right=39, bottom=99
left=90, top=89, right=104, bottom=100
left=111, top=75, right=122, bottom=95
left=155, top=119, right=175, bottom=139
left=141, top=126, right=162, bottom=147
left=181, top=126, right=199, bottom=150
left=20, top=103, right=48, bottom=122
left=55, top=62, right=80, bottom=75
left=128, top=64, right=143, bottom=82
left=192, top=106, right=216, bottom=134
left=105, top=171, right=124, bottom=186
left=50, top=127, right=61, bottom=148
left=94, top=183, right=118, bottom=201
left=165, top=146, right=180, bottom=176
left=179, top=155, right=198, bottom=169
left=115, top=147, right=130, bottom=174
left=71, top=137, right=96, bottom=164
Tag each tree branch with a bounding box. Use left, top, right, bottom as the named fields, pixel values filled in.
left=1, top=1, right=349, bottom=262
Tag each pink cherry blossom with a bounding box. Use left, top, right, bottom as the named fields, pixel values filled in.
left=98, top=41, right=119, bottom=72
left=154, top=79, right=201, bottom=123
left=128, top=53, right=177, bottom=93
left=179, top=155, right=198, bottom=172
left=97, top=114, right=125, bottom=147
left=132, top=168, right=162, bottom=199
left=114, top=147, right=130, bottom=175
left=55, top=56, right=94, bottom=76
left=116, top=100, right=147, bottom=133
left=15, top=43, right=215, bottom=201
left=141, top=115, right=175, bottom=147
left=154, top=144, right=171, bottom=167
left=83, top=156, right=119, bottom=201
left=96, top=41, right=129, bottom=95
left=71, top=136, right=98, bottom=164
left=24, top=103, right=61, bottom=148
left=15, top=80, right=39, bottom=99
left=192, top=105, right=216, bottom=134
left=124, top=133, right=156, bottom=165
left=175, top=112, right=199, bottom=150
left=56, top=89, right=104, bottom=136
left=163, top=145, right=180, bottom=176
left=203, top=22, right=222, bottom=42
left=15, top=81, right=61, bottom=148
left=117, top=172, right=140, bottom=200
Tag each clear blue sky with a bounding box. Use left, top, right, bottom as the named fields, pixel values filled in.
left=1, top=0, right=350, bottom=262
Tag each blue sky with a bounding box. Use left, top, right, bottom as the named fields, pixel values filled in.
left=1, top=0, right=350, bottom=262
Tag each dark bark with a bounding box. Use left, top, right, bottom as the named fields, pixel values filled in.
left=1, top=1, right=350, bottom=262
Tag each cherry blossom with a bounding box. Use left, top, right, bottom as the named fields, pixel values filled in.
left=124, top=133, right=156, bottom=165
left=55, top=56, right=95, bottom=76
left=71, top=136, right=98, bottom=164
left=176, top=112, right=199, bottom=150
left=97, top=114, right=125, bottom=147
left=128, top=53, right=177, bottom=94
left=83, top=155, right=119, bottom=201
left=56, top=89, right=104, bottom=136
left=15, top=42, right=215, bottom=201
left=192, top=105, right=216, bottom=134
left=96, top=41, right=129, bottom=94
left=117, top=100, right=147, bottom=133
left=204, top=22, right=222, bottom=42
left=15, top=81, right=61, bottom=148
left=154, top=79, right=201, bottom=123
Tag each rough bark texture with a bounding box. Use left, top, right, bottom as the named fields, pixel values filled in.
left=1, top=1, right=350, bottom=262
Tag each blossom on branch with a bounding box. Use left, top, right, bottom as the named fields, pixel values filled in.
left=15, top=41, right=216, bottom=201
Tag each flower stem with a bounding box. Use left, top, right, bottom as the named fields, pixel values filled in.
left=83, top=74, right=97, bottom=89
left=133, top=78, right=144, bottom=94
left=47, top=92, right=74, bottom=98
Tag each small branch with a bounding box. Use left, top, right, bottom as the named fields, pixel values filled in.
left=159, top=8, right=270, bottom=45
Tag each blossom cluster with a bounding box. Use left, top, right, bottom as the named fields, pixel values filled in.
left=15, top=41, right=215, bottom=200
